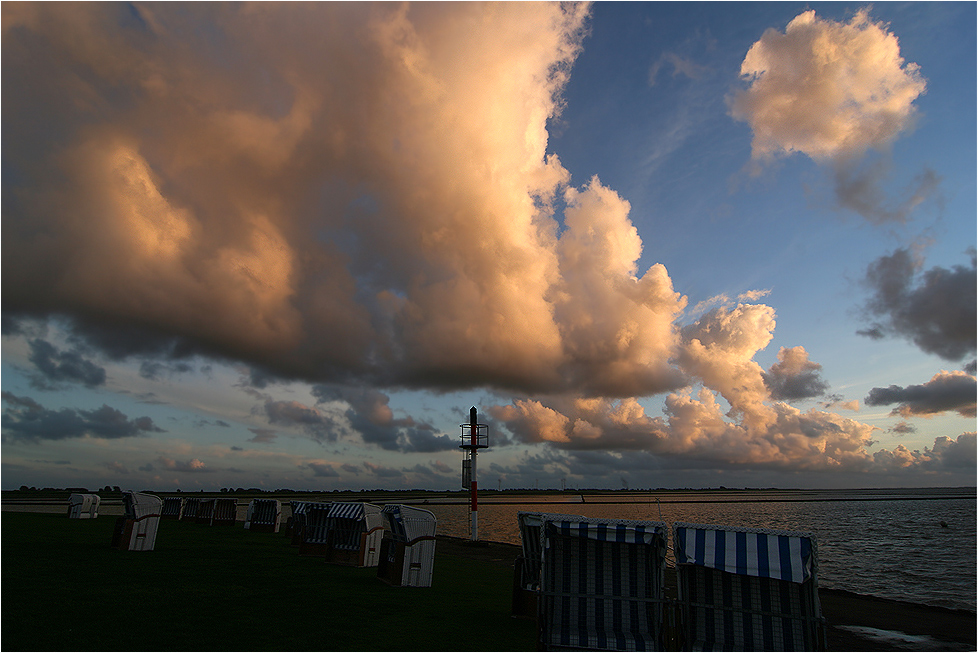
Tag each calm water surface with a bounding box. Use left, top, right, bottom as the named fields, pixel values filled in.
left=427, top=491, right=976, bottom=612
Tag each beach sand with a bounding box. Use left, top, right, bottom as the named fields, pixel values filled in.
left=436, top=535, right=977, bottom=652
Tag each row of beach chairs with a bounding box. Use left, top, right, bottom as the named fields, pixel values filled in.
left=514, top=512, right=825, bottom=652
left=288, top=501, right=437, bottom=587
left=93, top=493, right=438, bottom=588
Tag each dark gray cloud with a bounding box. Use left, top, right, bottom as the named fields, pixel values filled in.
left=264, top=399, right=338, bottom=443
left=833, top=162, right=941, bottom=225
left=860, top=249, right=977, bottom=361
left=865, top=371, right=976, bottom=418
left=1, top=392, right=164, bottom=440
left=311, top=385, right=456, bottom=453
left=28, top=338, right=106, bottom=389
left=889, top=421, right=917, bottom=435
left=762, top=347, right=829, bottom=401
left=307, top=462, right=339, bottom=477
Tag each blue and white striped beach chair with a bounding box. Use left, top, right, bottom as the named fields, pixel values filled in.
left=673, top=523, right=826, bottom=651
left=538, top=516, right=669, bottom=651
left=244, top=499, right=281, bottom=532
left=513, top=512, right=584, bottom=617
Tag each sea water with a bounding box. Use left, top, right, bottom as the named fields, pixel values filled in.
left=427, top=488, right=977, bottom=612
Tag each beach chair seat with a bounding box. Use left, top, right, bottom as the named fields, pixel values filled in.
left=673, top=523, right=826, bottom=651
left=67, top=493, right=100, bottom=519
left=377, top=504, right=437, bottom=587
left=160, top=497, right=183, bottom=520
left=244, top=499, right=281, bottom=533
left=512, top=511, right=584, bottom=617
left=212, top=498, right=237, bottom=526
left=111, top=491, right=162, bottom=551
left=538, top=516, right=669, bottom=651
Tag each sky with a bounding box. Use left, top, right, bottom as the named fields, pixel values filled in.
left=2, top=2, right=975, bottom=492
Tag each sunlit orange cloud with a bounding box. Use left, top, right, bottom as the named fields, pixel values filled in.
left=729, top=9, right=934, bottom=223
left=4, top=2, right=940, bottom=472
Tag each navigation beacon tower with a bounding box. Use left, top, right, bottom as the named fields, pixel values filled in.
left=459, top=406, right=488, bottom=541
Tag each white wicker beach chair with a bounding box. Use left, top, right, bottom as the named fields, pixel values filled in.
left=672, top=523, right=826, bottom=651
left=67, top=493, right=100, bottom=519
left=378, top=504, right=437, bottom=587
left=244, top=499, right=281, bottom=533
left=111, top=491, right=162, bottom=551
left=538, top=515, right=669, bottom=651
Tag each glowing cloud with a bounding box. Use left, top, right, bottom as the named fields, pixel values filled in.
left=731, top=9, right=926, bottom=163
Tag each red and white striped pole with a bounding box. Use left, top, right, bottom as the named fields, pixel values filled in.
left=469, top=406, right=478, bottom=541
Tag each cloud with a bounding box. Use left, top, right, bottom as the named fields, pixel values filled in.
left=363, top=462, right=403, bottom=479
left=730, top=9, right=931, bottom=222
left=9, top=3, right=703, bottom=399
left=102, top=461, right=130, bottom=474
left=264, top=399, right=338, bottom=443
left=889, top=421, right=917, bottom=435
left=731, top=9, right=925, bottom=163
left=2, top=392, right=164, bottom=441
left=157, top=456, right=210, bottom=473
left=307, top=461, right=339, bottom=478
left=859, top=249, right=976, bottom=361
left=247, top=428, right=278, bottom=444
left=865, top=370, right=976, bottom=418
left=762, top=346, right=829, bottom=401
left=27, top=338, right=106, bottom=389
left=312, top=385, right=457, bottom=452
left=872, top=433, right=976, bottom=470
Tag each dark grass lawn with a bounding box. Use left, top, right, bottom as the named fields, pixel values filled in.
left=2, top=512, right=536, bottom=651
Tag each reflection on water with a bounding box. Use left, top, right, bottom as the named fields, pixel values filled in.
left=428, top=492, right=976, bottom=612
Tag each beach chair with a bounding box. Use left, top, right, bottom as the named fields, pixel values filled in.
left=67, top=493, right=100, bottom=519
left=322, top=502, right=385, bottom=567
left=512, top=511, right=584, bottom=617
left=377, top=504, right=437, bottom=587
left=196, top=498, right=216, bottom=524
left=538, top=515, right=669, bottom=651
left=212, top=498, right=238, bottom=526
left=672, top=523, right=826, bottom=651
left=298, top=504, right=334, bottom=556
left=244, top=499, right=282, bottom=533
left=291, top=502, right=330, bottom=546
left=111, top=491, right=163, bottom=551
left=160, top=497, right=183, bottom=520
left=181, top=497, right=201, bottom=521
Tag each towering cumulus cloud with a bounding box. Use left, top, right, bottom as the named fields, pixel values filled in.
left=3, top=4, right=962, bottom=480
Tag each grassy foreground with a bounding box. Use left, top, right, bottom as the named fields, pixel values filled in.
left=2, top=512, right=536, bottom=651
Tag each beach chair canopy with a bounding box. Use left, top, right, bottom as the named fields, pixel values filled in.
left=123, top=491, right=163, bottom=519
left=673, top=523, right=816, bottom=583
left=516, top=511, right=583, bottom=590
left=326, top=502, right=383, bottom=551
left=382, top=504, right=436, bottom=542
left=538, top=515, right=669, bottom=651
left=672, top=523, right=824, bottom=651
